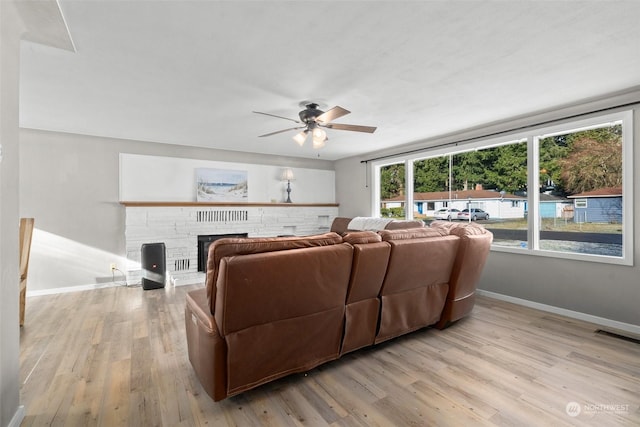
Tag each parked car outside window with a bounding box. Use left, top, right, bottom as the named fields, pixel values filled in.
left=458, top=208, right=489, bottom=221
left=433, top=208, right=460, bottom=221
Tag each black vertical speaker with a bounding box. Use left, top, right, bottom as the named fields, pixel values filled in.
left=141, top=242, right=166, bottom=290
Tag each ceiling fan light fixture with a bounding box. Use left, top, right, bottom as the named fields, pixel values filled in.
left=312, top=127, right=326, bottom=144
left=254, top=103, right=375, bottom=149
left=293, top=130, right=308, bottom=146
left=312, top=135, right=327, bottom=149
left=312, top=139, right=326, bottom=149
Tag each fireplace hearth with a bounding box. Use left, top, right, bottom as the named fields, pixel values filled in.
left=197, top=233, right=248, bottom=272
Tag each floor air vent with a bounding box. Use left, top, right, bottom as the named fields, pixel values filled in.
left=595, top=329, right=640, bottom=345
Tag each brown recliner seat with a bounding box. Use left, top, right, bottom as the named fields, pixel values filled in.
left=340, top=231, right=391, bottom=355
left=429, top=221, right=493, bottom=329
left=375, top=227, right=460, bottom=344
left=185, top=232, right=351, bottom=401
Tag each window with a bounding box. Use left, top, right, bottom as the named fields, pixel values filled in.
left=412, top=156, right=450, bottom=219
left=574, top=199, right=588, bottom=208
left=377, top=162, right=405, bottom=218
left=535, top=119, right=626, bottom=258
left=373, top=110, right=633, bottom=265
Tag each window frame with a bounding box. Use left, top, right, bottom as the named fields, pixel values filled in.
left=371, top=110, right=633, bottom=266
left=574, top=199, right=588, bottom=209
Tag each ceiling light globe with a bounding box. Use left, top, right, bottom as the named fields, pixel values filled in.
left=312, top=137, right=327, bottom=149
left=312, top=127, right=326, bottom=141
left=293, top=131, right=307, bottom=146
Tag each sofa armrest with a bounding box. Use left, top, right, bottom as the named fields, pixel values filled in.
left=185, top=288, right=228, bottom=401
left=330, top=217, right=354, bottom=234
left=435, top=223, right=493, bottom=328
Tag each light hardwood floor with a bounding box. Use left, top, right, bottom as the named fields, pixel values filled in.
left=20, top=284, right=639, bottom=426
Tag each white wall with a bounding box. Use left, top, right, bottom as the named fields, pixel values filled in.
left=19, top=129, right=334, bottom=293
left=335, top=159, right=372, bottom=218
left=1, top=2, right=25, bottom=425
left=120, top=153, right=334, bottom=203
left=335, top=97, right=640, bottom=328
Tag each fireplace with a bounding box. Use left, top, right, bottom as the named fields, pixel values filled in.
left=197, top=233, right=248, bottom=272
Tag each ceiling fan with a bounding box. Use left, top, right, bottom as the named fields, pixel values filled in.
left=253, top=103, right=377, bottom=149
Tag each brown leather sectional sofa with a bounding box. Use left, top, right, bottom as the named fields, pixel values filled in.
left=184, top=218, right=492, bottom=401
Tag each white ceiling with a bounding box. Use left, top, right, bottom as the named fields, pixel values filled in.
left=18, top=1, right=640, bottom=161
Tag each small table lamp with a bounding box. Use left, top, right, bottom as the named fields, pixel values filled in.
left=281, top=168, right=294, bottom=203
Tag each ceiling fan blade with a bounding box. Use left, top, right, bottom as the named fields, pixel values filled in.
left=258, top=126, right=306, bottom=137
left=315, top=106, right=350, bottom=124
left=253, top=111, right=300, bottom=123
left=324, top=123, right=377, bottom=133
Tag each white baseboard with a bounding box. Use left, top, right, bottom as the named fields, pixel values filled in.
left=26, top=281, right=130, bottom=297
left=170, top=274, right=205, bottom=287
left=9, top=405, right=25, bottom=427
left=477, top=289, right=640, bottom=336
left=26, top=277, right=201, bottom=297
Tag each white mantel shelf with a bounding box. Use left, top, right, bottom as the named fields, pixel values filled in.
left=120, top=201, right=338, bottom=207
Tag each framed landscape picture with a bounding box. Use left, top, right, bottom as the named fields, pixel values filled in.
left=196, top=168, right=248, bottom=202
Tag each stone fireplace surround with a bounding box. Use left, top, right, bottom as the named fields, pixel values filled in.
left=122, top=202, right=338, bottom=285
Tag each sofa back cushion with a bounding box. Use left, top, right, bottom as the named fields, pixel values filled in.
left=214, top=243, right=353, bottom=335
left=378, top=227, right=446, bottom=241
left=343, top=231, right=390, bottom=303
left=379, top=232, right=459, bottom=295
left=205, top=232, right=343, bottom=312
left=342, top=230, right=382, bottom=244
left=383, top=219, right=425, bottom=230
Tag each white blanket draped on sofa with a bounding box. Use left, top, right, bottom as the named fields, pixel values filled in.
left=347, top=217, right=393, bottom=231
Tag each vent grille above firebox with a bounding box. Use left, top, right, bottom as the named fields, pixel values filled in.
left=174, top=258, right=190, bottom=271
left=196, top=210, right=248, bottom=223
